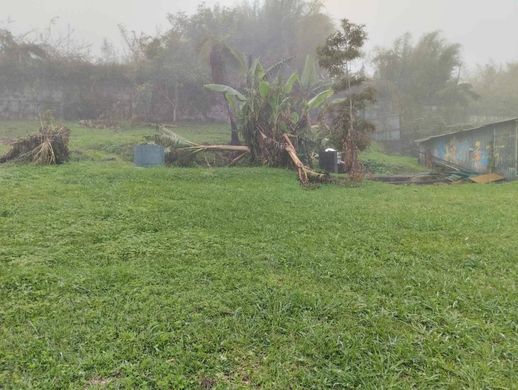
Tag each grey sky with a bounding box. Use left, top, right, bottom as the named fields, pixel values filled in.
left=3, top=0, right=518, bottom=68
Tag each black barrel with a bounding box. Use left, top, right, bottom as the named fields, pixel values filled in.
left=319, top=150, right=338, bottom=173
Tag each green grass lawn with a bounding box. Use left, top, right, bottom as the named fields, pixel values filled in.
left=0, top=121, right=517, bottom=388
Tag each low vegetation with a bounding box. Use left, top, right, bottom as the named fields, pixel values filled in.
left=0, top=122, right=516, bottom=388
left=361, top=143, right=426, bottom=175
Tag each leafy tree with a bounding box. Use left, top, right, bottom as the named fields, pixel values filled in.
left=0, top=28, right=130, bottom=120
left=469, top=63, right=518, bottom=120
left=118, top=23, right=210, bottom=123
left=233, top=0, right=334, bottom=70
left=167, top=6, right=246, bottom=142
left=373, top=32, right=478, bottom=146
left=0, top=1, right=335, bottom=123
left=162, top=1, right=333, bottom=142
left=99, top=38, right=118, bottom=64
left=0, top=29, right=48, bottom=63
left=317, top=19, right=374, bottom=178
left=140, top=30, right=207, bottom=122
left=0, top=29, right=50, bottom=89
left=168, top=1, right=333, bottom=74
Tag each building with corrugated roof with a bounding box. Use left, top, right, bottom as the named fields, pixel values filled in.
left=416, top=118, right=518, bottom=179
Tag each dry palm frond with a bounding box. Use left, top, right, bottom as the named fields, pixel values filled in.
left=33, top=138, right=56, bottom=164
left=0, top=127, right=70, bottom=165
left=154, top=128, right=250, bottom=166
left=264, top=57, right=293, bottom=80
left=155, top=127, right=198, bottom=149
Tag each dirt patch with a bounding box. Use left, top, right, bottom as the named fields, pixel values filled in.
left=84, top=377, right=113, bottom=388
left=200, top=377, right=217, bottom=389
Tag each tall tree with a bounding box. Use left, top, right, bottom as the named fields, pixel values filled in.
left=470, top=63, right=518, bottom=120
left=318, top=19, right=374, bottom=178
left=373, top=32, right=477, bottom=145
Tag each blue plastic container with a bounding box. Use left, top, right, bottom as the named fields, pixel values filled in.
left=134, top=144, right=165, bottom=167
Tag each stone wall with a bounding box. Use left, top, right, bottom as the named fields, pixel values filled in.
left=0, top=89, right=64, bottom=120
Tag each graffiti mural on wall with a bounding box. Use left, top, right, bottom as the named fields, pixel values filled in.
left=472, top=141, right=490, bottom=171
left=418, top=120, right=518, bottom=178
left=431, top=136, right=490, bottom=172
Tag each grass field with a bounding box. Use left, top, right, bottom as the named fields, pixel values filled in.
left=0, top=121, right=230, bottom=161
left=0, top=122, right=517, bottom=388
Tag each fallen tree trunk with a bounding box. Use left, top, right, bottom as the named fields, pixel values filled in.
left=184, top=145, right=250, bottom=153
left=282, top=134, right=329, bottom=186
left=283, top=134, right=309, bottom=184
left=154, top=128, right=328, bottom=185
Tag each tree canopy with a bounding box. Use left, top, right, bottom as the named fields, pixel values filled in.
left=372, top=32, right=478, bottom=146
left=469, top=63, right=518, bottom=120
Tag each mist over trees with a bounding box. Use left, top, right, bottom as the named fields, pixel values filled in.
left=469, top=63, right=518, bottom=120
left=121, top=0, right=334, bottom=123
left=372, top=32, right=479, bottom=150
left=0, top=27, right=132, bottom=120
left=0, top=0, right=516, bottom=152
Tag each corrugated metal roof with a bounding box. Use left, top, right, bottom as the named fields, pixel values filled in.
left=415, top=117, right=518, bottom=144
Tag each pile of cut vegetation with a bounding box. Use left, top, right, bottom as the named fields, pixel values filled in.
left=0, top=126, right=70, bottom=165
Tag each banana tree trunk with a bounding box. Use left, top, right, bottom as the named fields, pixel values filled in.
left=223, top=97, right=240, bottom=145
left=282, top=134, right=328, bottom=185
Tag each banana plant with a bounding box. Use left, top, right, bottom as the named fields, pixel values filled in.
left=205, top=58, right=333, bottom=165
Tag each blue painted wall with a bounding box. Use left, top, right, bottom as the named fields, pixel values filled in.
left=420, top=121, right=517, bottom=177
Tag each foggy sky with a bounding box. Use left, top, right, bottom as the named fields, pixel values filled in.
left=3, top=0, right=518, bottom=68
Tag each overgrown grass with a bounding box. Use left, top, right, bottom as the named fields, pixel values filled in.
left=0, top=122, right=517, bottom=388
